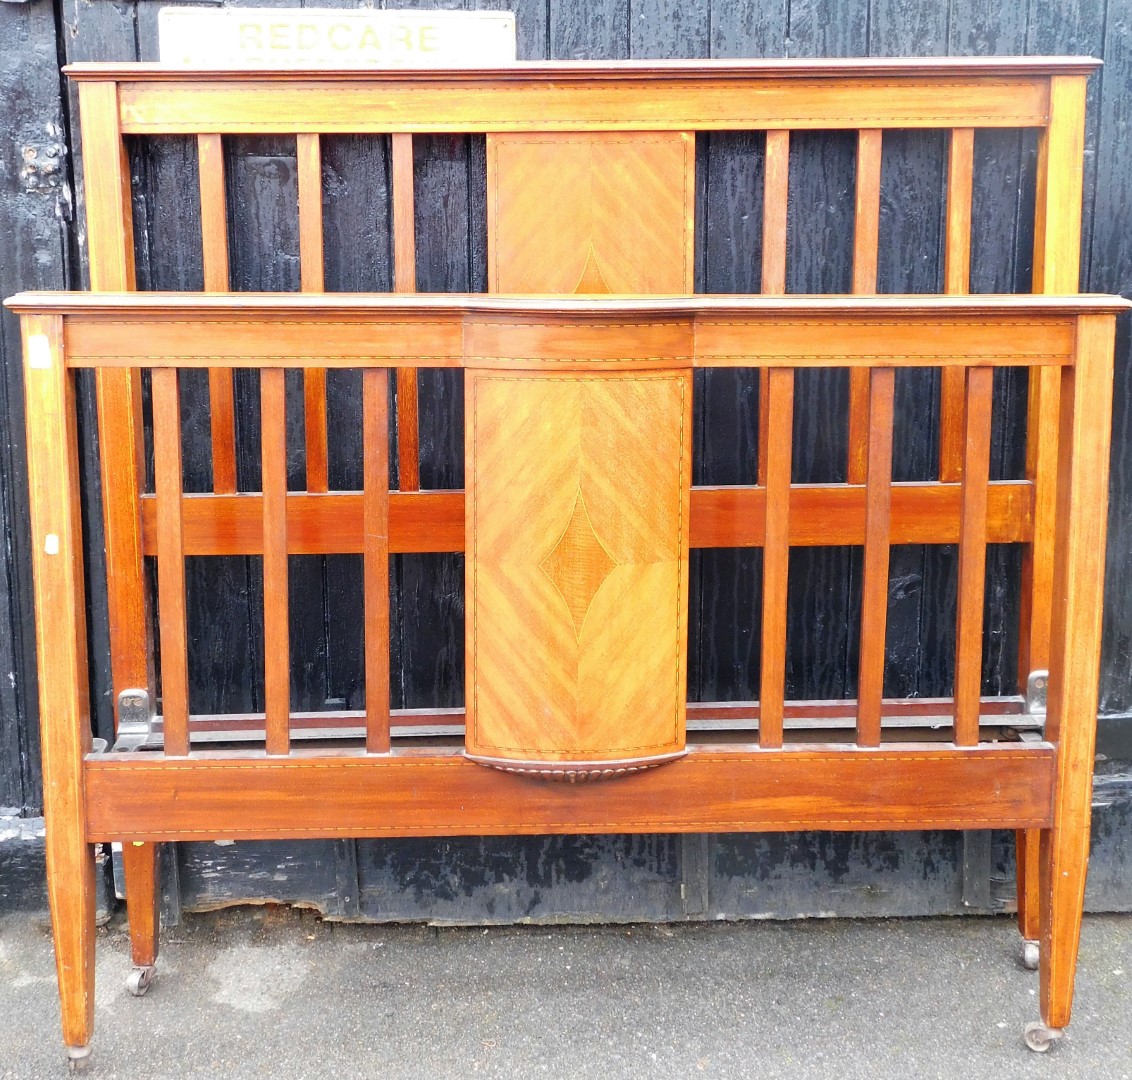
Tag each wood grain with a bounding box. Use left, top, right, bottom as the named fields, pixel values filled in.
left=391, top=132, right=420, bottom=493
left=82, top=743, right=1056, bottom=841
left=759, top=130, right=790, bottom=486
left=260, top=369, right=290, bottom=756
left=939, top=127, right=974, bottom=483
left=362, top=369, right=390, bottom=754
left=92, top=67, right=1069, bottom=135
left=466, top=369, right=692, bottom=767
left=296, top=132, right=329, bottom=495
left=758, top=368, right=794, bottom=749
left=1040, top=315, right=1115, bottom=1030
left=22, top=314, right=95, bottom=1053
left=197, top=133, right=237, bottom=496
left=856, top=368, right=896, bottom=747
left=135, top=479, right=1035, bottom=557
left=150, top=368, right=190, bottom=758
left=954, top=367, right=994, bottom=746
left=487, top=132, right=695, bottom=293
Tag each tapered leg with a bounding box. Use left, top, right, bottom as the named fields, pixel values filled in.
left=46, top=819, right=97, bottom=1062
left=1015, top=828, right=1041, bottom=966
left=1034, top=316, right=1115, bottom=1042
left=22, top=314, right=98, bottom=1064
left=122, top=841, right=161, bottom=986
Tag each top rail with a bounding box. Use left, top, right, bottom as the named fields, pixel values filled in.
left=62, top=58, right=1101, bottom=134
left=8, top=293, right=1127, bottom=371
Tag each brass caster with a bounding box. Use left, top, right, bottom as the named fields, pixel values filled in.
left=66, top=1045, right=92, bottom=1072
left=1021, top=939, right=1040, bottom=971
left=1023, top=1021, right=1064, bottom=1053
left=126, top=964, right=156, bottom=997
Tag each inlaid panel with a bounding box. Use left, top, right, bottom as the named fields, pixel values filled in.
left=465, top=368, right=692, bottom=778
left=486, top=131, right=695, bottom=294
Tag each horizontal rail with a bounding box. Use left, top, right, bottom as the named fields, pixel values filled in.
left=83, top=742, right=1055, bottom=841
left=137, top=481, right=1033, bottom=555
left=9, top=294, right=1125, bottom=369
left=62, top=63, right=1094, bottom=134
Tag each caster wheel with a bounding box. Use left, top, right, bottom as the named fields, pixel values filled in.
left=66, top=1046, right=92, bottom=1072
left=1022, top=940, right=1040, bottom=971
left=1024, top=1021, right=1064, bottom=1053
left=126, top=964, right=156, bottom=997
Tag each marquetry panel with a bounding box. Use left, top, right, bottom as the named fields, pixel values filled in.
left=486, top=131, right=694, bottom=294
left=465, top=367, right=692, bottom=776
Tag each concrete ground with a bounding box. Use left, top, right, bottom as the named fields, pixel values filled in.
left=1, top=908, right=1130, bottom=1079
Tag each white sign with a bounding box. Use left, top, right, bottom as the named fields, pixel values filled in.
left=158, top=7, right=517, bottom=68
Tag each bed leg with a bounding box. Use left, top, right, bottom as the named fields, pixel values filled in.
left=46, top=814, right=97, bottom=1068
left=122, top=841, right=160, bottom=995
left=1015, top=828, right=1041, bottom=969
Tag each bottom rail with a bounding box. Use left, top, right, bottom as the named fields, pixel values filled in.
left=84, top=742, right=1054, bottom=841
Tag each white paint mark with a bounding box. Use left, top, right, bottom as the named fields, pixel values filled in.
left=27, top=334, right=52, bottom=370
left=44, top=534, right=59, bottom=555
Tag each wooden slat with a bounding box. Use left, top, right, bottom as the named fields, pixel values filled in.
left=1041, top=313, right=1116, bottom=1029
left=296, top=133, right=329, bottom=495
left=848, top=129, right=883, bottom=486
left=939, top=127, right=975, bottom=483
left=138, top=480, right=1036, bottom=556
left=106, top=72, right=1059, bottom=135
left=260, top=369, right=290, bottom=756
left=856, top=368, right=896, bottom=747
left=363, top=369, right=391, bottom=754
left=22, top=314, right=96, bottom=1054
left=954, top=366, right=994, bottom=746
left=758, top=130, right=789, bottom=484
left=151, top=368, right=190, bottom=758
left=77, top=81, right=154, bottom=719
left=758, top=368, right=793, bottom=748
left=84, top=742, right=1055, bottom=842
left=391, top=132, right=420, bottom=493
left=197, top=133, right=237, bottom=495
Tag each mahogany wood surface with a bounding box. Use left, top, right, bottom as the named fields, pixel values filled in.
left=1040, top=315, right=1115, bottom=1029
left=82, top=743, right=1055, bottom=842
left=21, top=314, right=95, bottom=1054
left=465, top=368, right=692, bottom=766
left=15, top=56, right=1122, bottom=1057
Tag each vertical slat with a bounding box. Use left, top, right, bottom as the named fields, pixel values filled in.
left=22, top=314, right=96, bottom=1059
left=297, top=133, right=329, bottom=494
left=939, top=128, right=975, bottom=484
left=363, top=369, right=391, bottom=754
left=758, top=130, right=789, bottom=484
left=392, top=132, right=420, bottom=492
left=855, top=367, right=896, bottom=747
left=1021, top=75, right=1088, bottom=685
left=197, top=133, right=237, bottom=495
left=261, top=369, right=290, bottom=756
left=758, top=367, right=794, bottom=749
left=848, top=129, right=883, bottom=485
left=78, top=81, right=153, bottom=710
left=954, top=366, right=994, bottom=746
left=1040, top=314, right=1116, bottom=1030
left=151, top=368, right=190, bottom=758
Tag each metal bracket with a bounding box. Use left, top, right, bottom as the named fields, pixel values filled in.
left=114, top=689, right=155, bottom=752
left=1025, top=670, right=1049, bottom=719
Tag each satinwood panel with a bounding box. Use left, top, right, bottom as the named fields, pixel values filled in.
left=486, top=131, right=695, bottom=294
left=465, top=369, right=692, bottom=774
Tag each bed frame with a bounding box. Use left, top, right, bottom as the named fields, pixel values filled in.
left=7, top=57, right=1126, bottom=1066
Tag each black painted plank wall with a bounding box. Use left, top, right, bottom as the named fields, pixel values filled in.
left=1, top=0, right=1131, bottom=920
